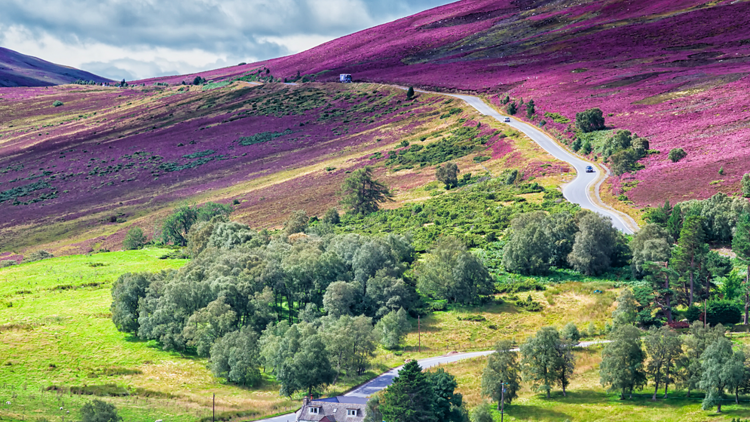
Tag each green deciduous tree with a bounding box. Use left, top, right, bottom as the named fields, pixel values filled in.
left=482, top=340, right=521, bottom=409
left=600, top=325, right=646, bottom=399
left=576, top=108, right=605, bottom=133
left=375, top=307, right=410, bottom=349
left=503, top=212, right=551, bottom=275
left=644, top=326, right=683, bottom=400
left=340, top=167, right=394, bottom=215
left=680, top=321, right=726, bottom=397
left=520, top=326, right=573, bottom=398
left=210, top=326, right=261, bottom=386
left=469, top=404, right=494, bottom=422
left=284, top=210, right=309, bottom=236
left=613, top=288, right=639, bottom=327
left=743, top=174, right=750, bottom=198
left=436, top=162, right=460, bottom=189
left=630, top=224, right=672, bottom=278
left=732, top=211, right=750, bottom=325
left=123, top=227, right=147, bottom=250
left=568, top=212, right=620, bottom=276
left=110, top=273, right=152, bottom=333
left=380, top=361, right=438, bottom=422
left=81, top=399, right=122, bottom=422
left=561, top=322, right=581, bottom=343
left=161, top=202, right=233, bottom=246
left=417, top=236, right=494, bottom=304
left=699, top=337, right=743, bottom=412
left=323, top=207, right=341, bottom=225
left=363, top=393, right=384, bottom=422
left=278, top=334, right=335, bottom=397
left=322, top=281, right=358, bottom=317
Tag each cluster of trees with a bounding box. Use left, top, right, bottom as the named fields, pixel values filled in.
left=478, top=311, right=749, bottom=414
left=480, top=323, right=580, bottom=409
left=637, top=194, right=750, bottom=326
left=364, top=361, right=465, bottom=422
left=502, top=210, right=628, bottom=276
left=601, top=303, right=749, bottom=412
left=112, top=197, right=495, bottom=391
left=602, top=130, right=650, bottom=175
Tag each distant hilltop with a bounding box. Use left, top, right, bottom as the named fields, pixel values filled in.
left=0, top=46, right=110, bottom=87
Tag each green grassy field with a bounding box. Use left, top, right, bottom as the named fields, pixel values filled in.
left=433, top=345, right=750, bottom=422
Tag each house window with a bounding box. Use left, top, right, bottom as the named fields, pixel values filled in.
left=347, top=409, right=358, bottom=416
left=309, top=407, right=320, bottom=414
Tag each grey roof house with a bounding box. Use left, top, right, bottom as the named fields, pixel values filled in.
left=297, top=396, right=367, bottom=422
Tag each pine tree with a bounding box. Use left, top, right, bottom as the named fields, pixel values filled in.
left=340, top=166, right=394, bottom=215
left=732, top=211, right=750, bottom=325
left=507, top=102, right=518, bottom=116
left=743, top=174, right=750, bottom=198
left=666, top=203, right=683, bottom=241
left=481, top=340, right=521, bottom=409
left=671, top=215, right=707, bottom=306
left=600, top=325, right=646, bottom=399
left=526, top=99, right=536, bottom=118
left=407, top=87, right=415, bottom=100
left=380, top=361, right=438, bottom=422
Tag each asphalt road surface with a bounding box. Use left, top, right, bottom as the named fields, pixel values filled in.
left=253, top=341, right=611, bottom=422
left=448, top=94, right=637, bottom=234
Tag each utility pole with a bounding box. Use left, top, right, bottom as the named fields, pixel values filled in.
left=212, top=393, right=215, bottom=422
left=418, top=316, right=421, bottom=353
left=500, top=382, right=506, bottom=422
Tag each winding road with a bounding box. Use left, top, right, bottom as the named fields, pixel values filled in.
left=254, top=341, right=610, bottom=422
left=249, top=86, right=635, bottom=422
left=447, top=94, right=638, bottom=235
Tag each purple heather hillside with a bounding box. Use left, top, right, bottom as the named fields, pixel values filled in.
left=0, top=47, right=111, bottom=87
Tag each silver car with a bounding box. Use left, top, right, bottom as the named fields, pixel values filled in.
left=504, top=117, right=511, bottom=123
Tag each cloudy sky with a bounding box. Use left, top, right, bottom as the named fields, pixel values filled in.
left=1, top=0, right=454, bottom=81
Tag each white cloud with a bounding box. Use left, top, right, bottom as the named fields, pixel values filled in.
left=0, top=0, right=453, bottom=80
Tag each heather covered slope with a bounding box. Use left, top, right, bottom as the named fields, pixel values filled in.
left=0, top=47, right=110, bottom=87
left=160, top=0, right=750, bottom=207
left=0, top=81, right=557, bottom=255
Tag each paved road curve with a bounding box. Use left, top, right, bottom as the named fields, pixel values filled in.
left=447, top=94, right=638, bottom=234
left=253, top=341, right=610, bottom=422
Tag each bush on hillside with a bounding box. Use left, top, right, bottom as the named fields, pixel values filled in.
left=123, top=227, right=147, bottom=250
left=575, top=108, right=605, bottom=133
left=743, top=174, right=750, bottom=198
left=22, top=250, right=53, bottom=263
left=668, top=148, right=687, bottom=162
left=81, top=399, right=122, bottom=422
left=53, top=100, right=64, bottom=107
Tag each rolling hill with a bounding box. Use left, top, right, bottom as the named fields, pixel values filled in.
left=148, top=0, right=750, bottom=209
left=0, top=47, right=110, bottom=87
left=3, top=0, right=750, bottom=255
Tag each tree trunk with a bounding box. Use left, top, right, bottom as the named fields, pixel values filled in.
left=736, top=387, right=740, bottom=404
left=689, top=265, right=694, bottom=306
left=745, top=264, right=749, bottom=325
left=717, top=401, right=721, bottom=413
left=663, top=366, right=670, bottom=399
left=652, top=378, right=659, bottom=401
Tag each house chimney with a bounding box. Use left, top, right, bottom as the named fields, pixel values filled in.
left=303, top=396, right=309, bottom=407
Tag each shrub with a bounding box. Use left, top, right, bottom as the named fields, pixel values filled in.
left=122, top=227, right=147, bottom=250
left=53, top=100, right=64, bottom=107
left=706, top=300, right=742, bottom=325
left=685, top=305, right=703, bottom=322
left=406, top=87, right=415, bottom=100
left=668, top=148, right=687, bottom=162
left=507, top=102, right=518, bottom=116
left=22, top=250, right=53, bottom=263
left=575, top=108, right=605, bottom=133
left=80, top=399, right=122, bottom=422
left=743, top=174, right=750, bottom=198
